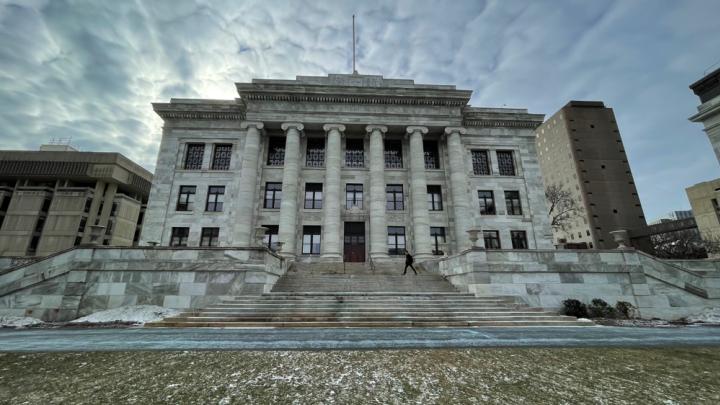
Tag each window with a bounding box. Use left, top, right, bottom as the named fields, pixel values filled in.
left=206, top=186, right=225, bottom=212
left=430, top=227, right=446, bottom=255
left=83, top=198, right=92, bottom=213
left=472, top=150, right=490, bottom=175
left=424, top=140, right=439, bottom=169
left=497, top=151, right=515, bottom=176
left=200, top=227, right=219, bottom=247
left=427, top=185, right=443, bottom=211
left=110, top=203, right=118, bottom=217
left=511, top=231, right=528, bottom=249
left=346, top=184, right=363, bottom=209
left=176, top=186, right=196, bottom=211
left=384, top=140, right=403, bottom=168
left=263, top=225, right=279, bottom=251
left=264, top=183, right=282, bottom=209
left=170, top=227, right=189, bottom=247
left=304, top=183, right=323, bottom=209
left=345, top=138, right=364, bottom=168
left=505, top=191, right=522, bottom=215
left=483, top=230, right=501, bottom=249
left=478, top=190, right=496, bottom=215
left=27, top=235, right=40, bottom=255
left=78, top=217, right=87, bottom=233
left=386, top=185, right=404, bottom=210
left=184, top=144, right=205, bottom=170
left=211, top=144, right=232, bottom=170
left=41, top=198, right=51, bottom=213
left=302, top=226, right=321, bottom=255
left=34, top=217, right=46, bottom=233
left=306, top=138, right=325, bottom=167
left=267, top=137, right=286, bottom=166
left=387, top=226, right=406, bottom=255
left=0, top=196, right=10, bottom=212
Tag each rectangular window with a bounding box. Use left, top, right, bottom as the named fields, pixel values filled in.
left=384, top=140, right=403, bottom=169
left=386, top=185, right=404, bottom=210
left=0, top=196, right=10, bottom=212
left=505, top=191, right=522, bottom=215
left=263, top=225, right=279, bottom=251
left=176, top=186, right=196, bottom=211
left=211, top=144, right=232, bottom=170
left=267, top=137, right=286, bottom=166
left=78, top=217, right=87, bottom=233
left=83, top=198, right=92, bottom=213
left=483, top=230, right=501, bottom=249
left=170, top=227, right=189, bottom=247
left=430, top=227, right=446, bottom=255
left=478, top=190, right=496, bottom=215
left=345, top=139, right=364, bottom=168
left=497, top=150, right=516, bottom=176
left=184, top=144, right=205, bottom=170
left=200, top=227, right=219, bottom=247
left=427, top=185, right=443, bottom=211
left=304, top=183, right=323, bottom=209
left=264, top=183, right=282, bottom=209
left=472, top=150, right=490, bottom=175
left=346, top=184, right=363, bottom=209
left=110, top=203, right=118, bottom=217
left=302, top=226, right=321, bottom=255
left=423, top=140, right=440, bottom=169
left=387, top=226, right=406, bottom=255
left=306, top=138, right=325, bottom=167
left=511, top=231, right=528, bottom=249
left=206, top=186, right=225, bottom=212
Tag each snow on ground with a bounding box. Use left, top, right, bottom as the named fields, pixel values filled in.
left=684, top=308, right=720, bottom=324
left=69, top=305, right=181, bottom=325
left=0, top=315, right=44, bottom=328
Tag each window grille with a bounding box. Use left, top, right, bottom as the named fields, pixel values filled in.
left=384, top=140, right=403, bottom=169
left=211, top=144, right=232, bottom=170
left=423, top=141, right=440, bottom=169
left=497, top=150, right=516, bottom=176
left=471, top=150, right=490, bottom=175
left=306, top=138, right=325, bottom=167
left=184, top=144, right=204, bottom=170
left=345, top=139, right=364, bottom=168
left=267, top=137, right=285, bottom=166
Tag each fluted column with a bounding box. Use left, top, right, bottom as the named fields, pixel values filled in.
left=278, top=122, right=303, bottom=257
left=234, top=121, right=264, bottom=246
left=367, top=124, right=389, bottom=260
left=407, top=126, right=433, bottom=260
left=445, top=127, right=471, bottom=252
left=321, top=123, right=345, bottom=260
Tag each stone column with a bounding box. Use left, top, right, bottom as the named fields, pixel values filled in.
left=445, top=127, right=472, bottom=252
left=367, top=125, right=389, bottom=260
left=278, top=122, right=303, bottom=257
left=406, top=126, right=433, bottom=260
left=234, top=121, right=264, bottom=246
left=321, top=124, right=345, bottom=260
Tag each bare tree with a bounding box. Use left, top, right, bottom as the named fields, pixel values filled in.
left=651, top=230, right=720, bottom=259
left=545, top=183, right=581, bottom=230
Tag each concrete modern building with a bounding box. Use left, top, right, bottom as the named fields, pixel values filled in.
left=648, top=210, right=694, bottom=225
left=140, top=73, right=554, bottom=260
left=535, top=101, right=647, bottom=249
left=686, top=178, right=720, bottom=246
left=0, top=145, right=152, bottom=257
left=689, top=66, right=720, bottom=164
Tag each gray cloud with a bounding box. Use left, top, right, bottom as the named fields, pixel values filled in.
left=0, top=0, right=719, bottom=220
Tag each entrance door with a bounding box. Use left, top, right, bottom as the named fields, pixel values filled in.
left=343, top=222, right=365, bottom=262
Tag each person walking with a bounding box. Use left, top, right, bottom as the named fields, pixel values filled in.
left=403, top=249, right=417, bottom=275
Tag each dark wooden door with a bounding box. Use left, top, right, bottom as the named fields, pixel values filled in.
left=343, top=222, right=365, bottom=262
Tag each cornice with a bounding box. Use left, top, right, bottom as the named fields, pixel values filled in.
left=153, top=101, right=245, bottom=121
left=462, top=119, right=542, bottom=129
left=240, top=92, right=469, bottom=107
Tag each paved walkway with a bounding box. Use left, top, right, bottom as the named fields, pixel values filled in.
left=1, top=326, right=719, bottom=352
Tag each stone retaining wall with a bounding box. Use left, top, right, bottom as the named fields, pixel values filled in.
left=421, top=248, right=720, bottom=320
left=0, top=247, right=285, bottom=321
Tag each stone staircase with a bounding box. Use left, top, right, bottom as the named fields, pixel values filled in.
left=146, top=261, right=590, bottom=328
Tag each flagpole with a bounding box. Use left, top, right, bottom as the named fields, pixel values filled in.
left=352, top=14, right=357, bottom=74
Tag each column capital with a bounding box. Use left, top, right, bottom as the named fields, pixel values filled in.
left=240, top=121, right=264, bottom=130
left=444, top=127, right=467, bottom=135
left=365, top=124, right=388, bottom=134
left=323, top=123, right=346, bottom=133
left=281, top=122, right=304, bottom=132
left=406, top=126, right=429, bottom=135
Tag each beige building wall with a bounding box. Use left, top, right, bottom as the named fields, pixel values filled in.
left=686, top=178, right=720, bottom=245
left=536, top=101, right=647, bottom=249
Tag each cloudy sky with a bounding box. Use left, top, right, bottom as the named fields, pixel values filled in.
left=1, top=0, right=719, bottom=220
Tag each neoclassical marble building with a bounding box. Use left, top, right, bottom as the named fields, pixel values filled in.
left=140, top=74, right=553, bottom=261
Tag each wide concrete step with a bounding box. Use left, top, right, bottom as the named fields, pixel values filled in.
left=261, top=292, right=473, bottom=297
left=162, top=315, right=575, bottom=323
left=147, top=320, right=591, bottom=328
left=195, top=307, right=544, bottom=314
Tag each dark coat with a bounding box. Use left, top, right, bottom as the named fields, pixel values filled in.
left=405, top=252, right=414, bottom=265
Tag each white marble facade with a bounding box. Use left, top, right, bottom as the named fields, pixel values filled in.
left=141, top=74, right=554, bottom=261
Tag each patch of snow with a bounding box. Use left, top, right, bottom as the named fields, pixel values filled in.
left=69, top=305, right=181, bottom=325
left=0, top=315, right=44, bottom=328
left=576, top=318, right=593, bottom=323
left=684, top=308, right=720, bottom=324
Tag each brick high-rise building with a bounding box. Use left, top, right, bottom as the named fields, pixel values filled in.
left=535, top=101, right=647, bottom=249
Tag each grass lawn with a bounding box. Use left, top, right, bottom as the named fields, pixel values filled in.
left=1, top=347, right=719, bottom=404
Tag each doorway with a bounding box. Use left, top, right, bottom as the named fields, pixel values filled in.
left=343, top=222, right=365, bottom=262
